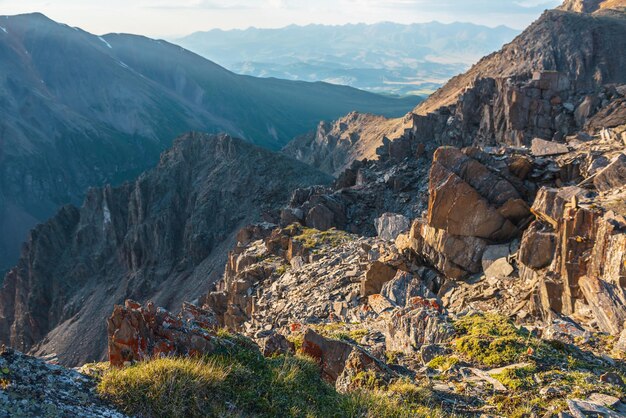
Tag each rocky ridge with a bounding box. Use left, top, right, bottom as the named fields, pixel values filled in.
left=0, top=12, right=417, bottom=274
left=0, top=133, right=331, bottom=366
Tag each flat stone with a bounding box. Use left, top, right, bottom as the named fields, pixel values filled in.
left=567, top=398, right=623, bottom=418
left=586, top=393, right=621, bottom=408
left=484, top=257, right=514, bottom=278
left=531, top=138, right=569, bottom=156
left=367, top=294, right=395, bottom=315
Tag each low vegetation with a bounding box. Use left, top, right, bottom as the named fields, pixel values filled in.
left=446, top=314, right=626, bottom=417
left=97, top=333, right=454, bottom=418
left=95, top=316, right=626, bottom=417
left=287, top=225, right=353, bottom=252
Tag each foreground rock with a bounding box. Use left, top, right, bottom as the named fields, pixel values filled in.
left=0, top=347, right=126, bottom=417
left=107, top=300, right=219, bottom=367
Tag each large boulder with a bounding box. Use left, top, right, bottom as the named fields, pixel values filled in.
left=301, top=329, right=354, bottom=383
left=397, top=219, right=488, bottom=280
left=427, top=147, right=529, bottom=242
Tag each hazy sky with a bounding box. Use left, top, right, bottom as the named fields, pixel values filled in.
left=0, top=0, right=561, bottom=38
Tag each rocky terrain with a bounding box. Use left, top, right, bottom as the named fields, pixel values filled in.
left=0, top=1, right=625, bottom=417
left=0, top=13, right=417, bottom=274
left=0, top=133, right=331, bottom=366
left=0, top=346, right=126, bottom=417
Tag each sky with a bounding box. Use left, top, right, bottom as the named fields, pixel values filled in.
left=0, top=0, right=562, bottom=38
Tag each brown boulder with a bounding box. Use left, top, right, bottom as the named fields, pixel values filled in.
left=305, top=204, right=335, bottom=231
left=518, top=222, right=557, bottom=269
left=301, top=329, right=354, bottom=383
left=399, top=220, right=488, bottom=280
left=427, top=148, right=522, bottom=241
left=259, top=333, right=295, bottom=357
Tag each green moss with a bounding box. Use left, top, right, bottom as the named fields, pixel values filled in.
left=427, top=356, right=460, bottom=372
left=312, top=323, right=367, bottom=344
left=275, top=264, right=289, bottom=276
left=492, top=365, right=537, bottom=391
left=452, top=314, right=533, bottom=367
left=352, top=370, right=384, bottom=391
left=450, top=315, right=626, bottom=417
left=385, top=351, right=402, bottom=365
left=291, top=226, right=352, bottom=251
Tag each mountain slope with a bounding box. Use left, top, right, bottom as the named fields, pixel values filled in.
left=177, top=22, right=519, bottom=96
left=0, top=133, right=332, bottom=366
left=415, top=3, right=626, bottom=115
left=287, top=4, right=626, bottom=172
left=0, top=13, right=419, bottom=273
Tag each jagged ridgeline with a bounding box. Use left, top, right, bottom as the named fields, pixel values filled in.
left=1, top=1, right=626, bottom=417
left=0, top=12, right=420, bottom=274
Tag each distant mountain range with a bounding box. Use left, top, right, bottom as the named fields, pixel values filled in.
left=177, top=22, right=519, bottom=96
left=0, top=13, right=419, bottom=274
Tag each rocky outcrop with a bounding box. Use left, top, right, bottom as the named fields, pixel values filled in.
left=283, top=112, right=413, bottom=176
left=427, top=147, right=529, bottom=241
left=384, top=301, right=454, bottom=355
left=107, top=300, right=218, bottom=367
left=519, top=186, right=626, bottom=335
left=0, top=133, right=331, bottom=366
left=396, top=146, right=532, bottom=280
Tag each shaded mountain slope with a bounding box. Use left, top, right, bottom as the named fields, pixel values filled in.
left=0, top=133, right=332, bottom=366
left=0, top=12, right=419, bottom=273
